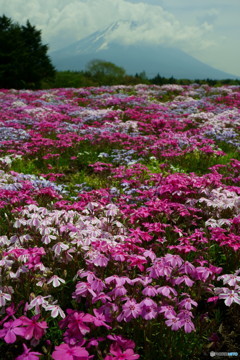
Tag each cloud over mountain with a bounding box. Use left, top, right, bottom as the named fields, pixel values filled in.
left=1, top=0, right=213, bottom=52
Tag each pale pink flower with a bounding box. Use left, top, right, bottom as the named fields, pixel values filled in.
left=45, top=304, right=65, bottom=318
left=218, top=274, right=240, bottom=287
left=27, top=295, right=51, bottom=314
left=0, top=290, right=11, bottom=307
left=47, top=275, right=66, bottom=287
left=52, top=242, right=69, bottom=256
left=219, top=290, right=240, bottom=306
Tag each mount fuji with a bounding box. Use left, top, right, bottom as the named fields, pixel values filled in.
left=50, top=21, right=238, bottom=80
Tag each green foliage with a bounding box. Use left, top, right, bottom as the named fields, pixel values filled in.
left=0, top=15, right=55, bottom=89
left=85, top=59, right=126, bottom=85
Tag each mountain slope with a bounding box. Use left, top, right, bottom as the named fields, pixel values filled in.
left=50, top=22, right=238, bottom=80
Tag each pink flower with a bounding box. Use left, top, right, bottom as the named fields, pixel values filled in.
left=140, top=298, right=158, bottom=320
left=67, top=312, right=94, bottom=336
left=164, top=254, right=183, bottom=267
left=159, top=305, right=176, bottom=319
left=142, top=286, right=158, bottom=297
left=20, top=315, right=48, bottom=340
left=117, top=299, right=141, bottom=322
left=105, top=344, right=140, bottom=360
left=165, top=316, right=182, bottom=331
left=174, top=275, right=194, bottom=287
left=52, top=343, right=89, bottom=360
left=73, top=282, right=97, bottom=299
left=157, top=286, right=178, bottom=298
left=92, top=309, right=112, bottom=329
left=180, top=317, right=196, bottom=333
left=107, top=335, right=135, bottom=350
left=16, top=344, right=42, bottom=360
left=178, top=297, right=198, bottom=310
left=0, top=319, right=25, bottom=343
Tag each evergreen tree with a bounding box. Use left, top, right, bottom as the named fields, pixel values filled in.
left=0, top=15, right=55, bottom=89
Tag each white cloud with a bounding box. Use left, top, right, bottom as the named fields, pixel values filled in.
left=0, top=0, right=213, bottom=52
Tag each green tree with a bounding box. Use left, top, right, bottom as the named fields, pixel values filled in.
left=85, top=59, right=126, bottom=85
left=0, top=15, right=55, bottom=89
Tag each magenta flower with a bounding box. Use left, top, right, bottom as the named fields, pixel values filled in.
left=67, top=311, right=94, bottom=336
left=105, top=344, right=140, bottom=360
left=20, top=315, right=48, bottom=340
left=52, top=343, right=89, bottom=360
left=0, top=319, right=25, bottom=343
left=107, top=335, right=135, bottom=350
left=16, top=344, right=42, bottom=360
left=92, top=309, right=112, bottom=329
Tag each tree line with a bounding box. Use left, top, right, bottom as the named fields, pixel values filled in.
left=1, top=15, right=240, bottom=90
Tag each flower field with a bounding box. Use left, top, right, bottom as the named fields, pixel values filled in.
left=0, top=84, right=240, bottom=359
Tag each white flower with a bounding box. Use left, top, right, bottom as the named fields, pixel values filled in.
left=0, top=290, right=11, bottom=307
left=219, top=290, right=240, bottom=306
left=47, top=275, right=65, bottom=287
left=44, top=304, right=65, bottom=318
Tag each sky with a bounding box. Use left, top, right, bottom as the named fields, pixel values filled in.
left=1, top=0, right=240, bottom=76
